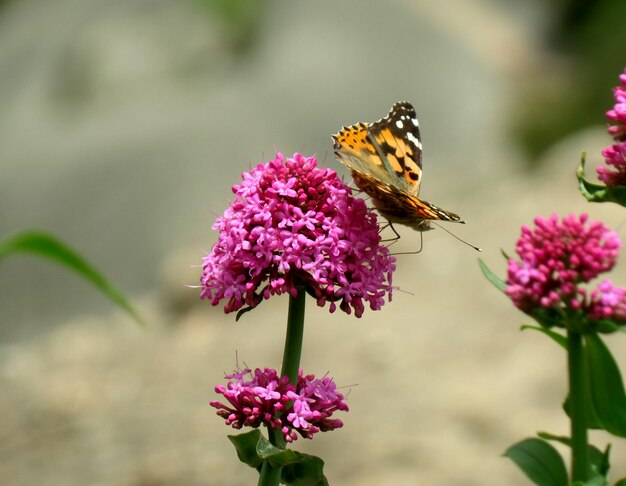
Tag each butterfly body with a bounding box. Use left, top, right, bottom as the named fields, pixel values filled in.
left=332, top=101, right=462, bottom=232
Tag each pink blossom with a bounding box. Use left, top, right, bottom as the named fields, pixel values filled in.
left=200, top=152, right=395, bottom=317
left=587, top=279, right=626, bottom=322
left=505, top=214, right=624, bottom=324
left=607, top=71, right=626, bottom=142
left=597, top=67, right=626, bottom=185
left=211, top=368, right=348, bottom=442
left=597, top=142, right=626, bottom=186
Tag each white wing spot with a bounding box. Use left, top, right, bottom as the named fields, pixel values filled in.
left=395, top=120, right=404, bottom=129
left=407, top=131, right=422, bottom=149
left=411, top=117, right=419, bottom=127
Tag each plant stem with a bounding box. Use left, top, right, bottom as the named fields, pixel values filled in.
left=258, top=461, right=281, bottom=486
left=567, top=330, right=590, bottom=482
left=258, top=286, right=307, bottom=486
left=280, top=285, right=307, bottom=383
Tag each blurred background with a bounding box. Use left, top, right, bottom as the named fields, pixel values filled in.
left=1, top=0, right=626, bottom=484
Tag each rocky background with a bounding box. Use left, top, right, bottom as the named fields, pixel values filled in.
left=1, top=1, right=626, bottom=484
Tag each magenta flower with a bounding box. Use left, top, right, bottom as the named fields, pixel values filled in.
left=597, top=142, right=626, bottom=186
left=200, top=152, right=395, bottom=317
left=211, top=368, right=348, bottom=443
left=606, top=69, right=626, bottom=142
left=597, top=67, right=626, bottom=186
left=505, top=214, right=626, bottom=326
left=586, top=280, right=626, bottom=322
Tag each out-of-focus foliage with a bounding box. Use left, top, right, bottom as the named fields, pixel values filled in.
left=514, top=0, right=626, bottom=164
left=195, top=0, right=268, bottom=54
left=0, top=231, right=143, bottom=326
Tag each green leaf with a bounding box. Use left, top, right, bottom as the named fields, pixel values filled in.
left=592, top=319, right=624, bottom=334
left=478, top=258, right=506, bottom=291
left=527, top=307, right=567, bottom=329
left=555, top=333, right=603, bottom=430
left=585, top=334, right=626, bottom=437
left=614, top=478, right=626, bottom=486
left=228, top=430, right=328, bottom=485
left=562, top=392, right=603, bottom=430
left=280, top=455, right=328, bottom=486
left=598, top=443, right=611, bottom=478
left=0, top=230, right=143, bottom=325
left=521, top=325, right=568, bottom=349
left=503, top=438, right=568, bottom=486
left=577, top=153, right=626, bottom=205
left=228, top=429, right=265, bottom=470
left=235, top=305, right=256, bottom=322
left=581, top=477, right=609, bottom=486
left=537, top=432, right=609, bottom=476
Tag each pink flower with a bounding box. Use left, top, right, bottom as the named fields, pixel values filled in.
left=505, top=214, right=623, bottom=323
left=586, top=279, right=626, bottom=322
left=211, top=368, right=348, bottom=442
left=597, top=67, right=626, bottom=185
left=597, top=142, right=626, bottom=186
left=200, top=153, right=395, bottom=317
left=607, top=70, right=626, bottom=142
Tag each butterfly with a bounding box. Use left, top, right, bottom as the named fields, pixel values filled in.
left=332, top=101, right=463, bottom=233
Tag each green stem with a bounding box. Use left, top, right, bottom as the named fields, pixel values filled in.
left=258, top=285, right=307, bottom=486
left=567, top=330, right=590, bottom=482
left=280, top=285, right=307, bottom=382
left=258, top=461, right=281, bottom=486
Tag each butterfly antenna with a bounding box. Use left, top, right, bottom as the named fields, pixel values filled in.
left=432, top=221, right=482, bottom=251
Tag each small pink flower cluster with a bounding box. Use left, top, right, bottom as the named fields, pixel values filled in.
left=585, top=280, right=626, bottom=321
left=506, top=214, right=626, bottom=324
left=211, top=368, right=348, bottom=443
left=200, top=152, right=395, bottom=317
left=597, top=67, right=626, bottom=186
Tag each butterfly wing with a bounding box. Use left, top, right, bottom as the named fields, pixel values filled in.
left=351, top=170, right=461, bottom=224
left=332, top=102, right=422, bottom=197
left=331, top=121, right=392, bottom=184
left=366, top=101, right=423, bottom=197
left=332, top=101, right=462, bottom=229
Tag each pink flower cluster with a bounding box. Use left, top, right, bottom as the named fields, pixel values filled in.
left=200, top=152, right=395, bottom=317
left=597, top=67, right=626, bottom=186
left=506, top=214, right=626, bottom=324
left=211, top=368, right=348, bottom=443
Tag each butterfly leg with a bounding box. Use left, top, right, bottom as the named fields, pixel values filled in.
left=379, top=222, right=402, bottom=244
left=389, top=231, right=424, bottom=256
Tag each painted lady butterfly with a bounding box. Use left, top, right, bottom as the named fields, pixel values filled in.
left=332, top=101, right=463, bottom=233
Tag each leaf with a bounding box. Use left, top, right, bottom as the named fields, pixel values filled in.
left=614, top=478, right=626, bottom=486
left=228, top=429, right=265, bottom=470
left=228, top=430, right=328, bottom=485
left=478, top=258, right=506, bottom=292
left=585, top=334, right=626, bottom=437
left=552, top=333, right=603, bottom=430
left=527, top=307, right=566, bottom=329
left=280, top=455, right=328, bottom=486
left=521, top=325, right=568, bottom=349
left=0, top=230, right=143, bottom=325
left=581, top=477, right=609, bottom=486
left=598, top=443, right=611, bottom=478
left=537, top=432, right=609, bottom=476
left=592, top=319, right=624, bottom=334
left=562, top=392, right=603, bottom=430
left=577, top=153, right=626, bottom=205
left=503, top=438, right=568, bottom=486
left=235, top=305, right=256, bottom=321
